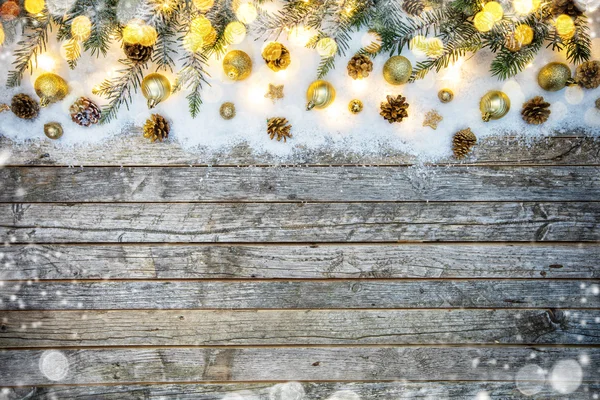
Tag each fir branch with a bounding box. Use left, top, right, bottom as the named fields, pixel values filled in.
left=64, top=38, right=82, bottom=69
left=95, top=60, right=146, bottom=124
left=173, top=52, right=210, bottom=118
left=317, top=55, right=336, bottom=79
left=565, top=17, right=591, bottom=65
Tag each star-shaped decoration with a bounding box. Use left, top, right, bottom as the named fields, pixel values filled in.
left=423, top=110, right=443, bottom=130
left=265, top=83, right=284, bottom=103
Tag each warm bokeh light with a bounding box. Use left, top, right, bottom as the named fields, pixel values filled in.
left=514, top=24, right=534, bottom=45
left=36, top=53, right=56, bottom=71
left=24, top=0, right=44, bottom=14
left=193, top=0, right=214, bottom=12
left=183, top=32, right=204, bottom=52
left=483, top=1, right=504, bottom=21
left=556, top=14, right=576, bottom=39
left=426, top=37, right=444, bottom=57
left=190, top=15, right=212, bottom=37
left=287, top=25, right=313, bottom=46
left=410, top=35, right=428, bottom=55
left=236, top=2, right=257, bottom=24
left=0, top=24, right=5, bottom=46
left=204, top=27, right=217, bottom=46
left=512, top=0, right=540, bottom=15
left=122, top=20, right=144, bottom=44
left=224, top=21, right=246, bottom=44
left=316, top=37, right=338, bottom=57
left=71, top=15, right=92, bottom=41
left=139, top=24, right=158, bottom=46
left=474, top=11, right=495, bottom=32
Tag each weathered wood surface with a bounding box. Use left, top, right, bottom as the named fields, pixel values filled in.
left=2, top=243, right=598, bottom=280
left=1, top=309, right=597, bottom=347
left=4, top=381, right=599, bottom=400
left=2, top=280, right=598, bottom=310
left=2, top=347, right=599, bottom=385
left=2, top=202, right=598, bottom=243
left=2, top=134, right=599, bottom=166
left=3, top=166, right=600, bottom=202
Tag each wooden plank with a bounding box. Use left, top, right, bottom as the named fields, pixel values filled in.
left=2, top=243, right=598, bottom=280
left=1, top=347, right=599, bottom=385
left=1, top=280, right=598, bottom=310
left=1, top=202, right=598, bottom=243
left=1, top=309, right=597, bottom=347
left=2, top=166, right=600, bottom=202
left=2, top=134, right=599, bottom=166
left=4, top=381, right=600, bottom=400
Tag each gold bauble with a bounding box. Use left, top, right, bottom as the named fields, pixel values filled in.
left=306, top=80, right=336, bottom=111
left=537, top=62, right=574, bottom=92
left=349, top=99, right=363, bottom=114
left=479, top=90, right=510, bottom=122
left=223, top=50, right=252, bottom=81
left=141, top=73, right=172, bottom=109
left=44, top=122, right=63, bottom=140
left=34, top=73, right=69, bottom=107
left=220, top=102, right=236, bottom=120
left=438, top=88, right=454, bottom=103
left=383, top=55, right=412, bottom=85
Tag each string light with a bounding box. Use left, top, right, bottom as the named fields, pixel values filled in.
left=316, top=37, right=338, bottom=57
left=224, top=21, right=246, bottom=44
left=71, top=15, right=92, bottom=41
left=36, top=54, right=56, bottom=71
left=236, top=2, right=257, bottom=24
left=193, top=0, right=214, bottom=12
left=555, top=14, right=576, bottom=39
left=483, top=1, right=504, bottom=22
left=514, top=24, right=534, bottom=45
left=474, top=11, right=495, bottom=32
left=512, top=0, right=540, bottom=15
left=24, top=0, right=45, bottom=14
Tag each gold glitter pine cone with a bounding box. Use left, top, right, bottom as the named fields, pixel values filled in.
left=575, top=61, right=600, bottom=89
left=70, top=97, right=101, bottom=126
left=347, top=54, right=373, bottom=80
left=452, top=128, right=477, bottom=159
left=380, top=94, right=409, bottom=123
left=267, top=117, right=292, bottom=142
left=550, top=0, right=583, bottom=17
left=220, top=102, right=236, bottom=120
left=521, top=96, right=551, bottom=125
left=402, top=0, right=425, bottom=15
left=263, top=44, right=291, bottom=72
left=11, top=93, right=40, bottom=120
left=143, top=114, right=170, bottom=142
left=262, top=42, right=283, bottom=61
left=124, top=43, right=154, bottom=64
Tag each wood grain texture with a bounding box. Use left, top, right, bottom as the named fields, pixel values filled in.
left=2, top=243, right=598, bottom=280
left=2, top=202, right=598, bottom=243
left=2, top=280, right=598, bottom=310
left=3, top=381, right=599, bottom=400
left=1, top=347, right=599, bottom=385
left=1, top=309, right=597, bottom=347
left=2, top=134, right=599, bottom=166
left=3, top=166, right=600, bottom=202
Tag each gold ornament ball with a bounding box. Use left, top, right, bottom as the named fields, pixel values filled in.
left=537, top=62, right=573, bottom=92
left=349, top=99, right=363, bottom=114
left=438, top=88, right=454, bottom=103
left=479, top=90, right=510, bottom=122
left=306, top=80, right=336, bottom=111
left=220, top=102, right=236, bottom=120
left=44, top=122, right=63, bottom=140
left=34, top=73, right=69, bottom=107
left=142, top=73, right=172, bottom=109
left=383, top=55, right=412, bottom=85
left=223, top=50, right=252, bottom=81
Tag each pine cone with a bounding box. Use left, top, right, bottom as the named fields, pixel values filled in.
left=70, top=97, right=101, bottom=127
left=402, top=0, right=425, bottom=15
left=264, top=45, right=291, bottom=72
left=521, top=96, right=551, bottom=125
left=595, top=97, right=600, bottom=110
left=380, top=95, right=409, bottom=123
left=143, top=114, right=170, bottom=142
left=347, top=54, right=373, bottom=80
left=124, top=43, right=153, bottom=64
left=550, top=0, right=583, bottom=18
left=0, top=0, right=20, bottom=21
left=267, top=117, right=292, bottom=142
left=262, top=42, right=283, bottom=61
left=575, top=61, right=600, bottom=89
left=452, top=128, right=477, bottom=159
left=11, top=94, right=40, bottom=120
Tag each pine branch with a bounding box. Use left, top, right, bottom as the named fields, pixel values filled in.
left=64, top=38, right=82, bottom=69
left=316, top=55, right=336, bottom=79
left=95, top=60, right=146, bottom=124
left=565, top=17, right=591, bottom=65
left=173, top=52, right=210, bottom=118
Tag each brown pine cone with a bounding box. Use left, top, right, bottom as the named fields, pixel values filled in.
left=70, top=97, right=102, bottom=126
left=380, top=95, right=409, bottom=123
left=402, top=0, right=425, bottom=15
left=595, top=98, right=600, bottom=110
left=521, top=96, right=551, bottom=125
left=124, top=43, right=154, bottom=64
left=347, top=54, right=373, bottom=80
left=11, top=94, right=40, bottom=120
left=143, top=114, right=170, bottom=142
left=0, top=0, right=20, bottom=21
left=267, top=117, right=292, bottom=142
left=452, top=128, right=477, bottom=159
left=550, top=0, right=583, bottom=18
left=264, top=45, right=291, bottom=72
left=575, top=61, right=600, bottom=89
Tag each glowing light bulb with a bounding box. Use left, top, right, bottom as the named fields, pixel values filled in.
left=512, top=0, right=534, bottom=15
left=316, top=37, right=337, bottom=57
left=0, top=25, right=5, bottom=47
left=71, top=15, right=92, bottom=41
left=514, top=24, right=534, bottom=45
left=193, top=0, right=214, bottom=12
left=473, top=11, right=495, bottom=32
left=556, top=14, right=576, bottom=39
left=288, top=26, right=313, bottom=46
left=235, top=2, right=257, bottom=24
left=25, top=0, right=45, bottom=14
left=37, top=54, right=56, bottom=71
left=483, top=1, right=504, bottom=21
left=224, top=21, right=246, bottom=44
left=190, top=15, right=212, bottom=37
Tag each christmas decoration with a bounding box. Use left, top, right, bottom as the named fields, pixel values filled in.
left=423, top=110, right=443, bottom=129
left=550, top=0, right=583, bottom=18
left=70, top=97, right=101, bottom=126
left=219, top=102, right=236, bottom=120
left=438, top=89, right=454, bottom=103
left=380, top=95, right=409, bottom=123
left=538, top=62, right=574, bottom=91
left=143, top=114, right=170, bottom=142
left=306, top=80, right=336, bottom=111
left=349, top=99, right=363, bottom=114
left=402, top=0, right=425, bottom=16
left=11, top=94, right=40, bottom=120
left=43, top=122, right=63, bottom=140
left=596, top=98, right=600, bottom=110
left=0, top=0, right=19, bottom=21
left=142, top=73, right=172, bottom=109
left=124, top=43, right=153, bottom=64
left=267, top=117, right=292, bottom=142
left=452, top=128, right=477, bottom=159
left=521, top=96, right=551, bottom=125
left=261, top=42, right=291, bottom=72
left=265, top=83, right=284, bottom=103
left=223, top=50, right=252, bottom=81
left=347, top=54, right=373, bottom=80
left=480, top=91, right=510, bottom=122
left=383, top=56, right=412, bottom=86
left=34, top=73, right=69, bottom=107
left=0, top=104, right=9, bottom=113
left=575, top=61, right=600, bottom=89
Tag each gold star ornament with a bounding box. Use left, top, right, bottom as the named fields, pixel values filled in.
left=423, top=110, right=443, bottom=130
left=265, top=83, right=284, bottom=103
